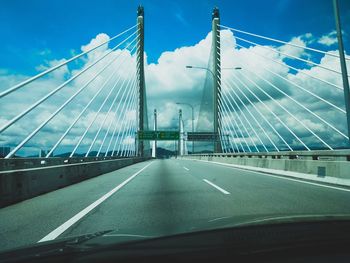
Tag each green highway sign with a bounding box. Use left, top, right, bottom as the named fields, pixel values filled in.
left=157, top=131, right=179, bottom=140
left=138, top=131, right=179, bottom=141
left=187, top=132, right=218, bottom=141
left=138, top=131, right=157, bottom=140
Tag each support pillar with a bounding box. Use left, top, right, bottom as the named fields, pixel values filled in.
left=178, top=109, right=182, bottom=155
left=152, top=109, right=157, bottom=158
left=137, top=6, right=145, bottom=156
left=212, top=7, right=222, bottom=153
left=333, top=0, right=350, bottom=142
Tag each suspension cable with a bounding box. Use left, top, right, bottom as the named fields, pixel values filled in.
left=239, top=69, right=333, bottom=150
left=85, top=57, right=137, bottom=157
left=118, top=91, right=137, bottom=157
left=219, top=24, right=350, bottom=61
left=234, top=71, right=300, bottom=151
left=220, top=79, right=268, bottom=152
left=261, top=64, right=345, bottom=113
left=234, top=35, right=349, bottom=78
left=244, top=65, right=347, bottom=140
left=219, top=92, right=252, bottom=152
left=114, top=61, right=140, bottom=156
left=220, top=84, right=257, bottom=151
left=113, top=90, right=136, bottom=156
left=96, top=68, right=137, bottom=157
left=219, top=95, right=245, bottom=152
left=218, top=102, right=245, bottom=152
left=68, top=47, right=138, bottom=157
left=224, top=77, right=277, bottom=152
left=227, top=73, right=281, bottom=152
left=0, top=25, right=137, bottom=98
left=0, top=31, right=138, bottom=134
left=235, top=42, right=343, bottom=90
left=45, top=44, right=137, bottom=157
left=218, top=110, right=238, bottom=152
left=219, top=79, right=264, bottom=152
left=5, top=37, right=138, bottom=159
left=230, top=42, right=345, bottom=113
left=106, top=75, right=138, bottom=156
left=105, top=80, right=137, bottom=156
left=111, top=79, right=138, bottom=156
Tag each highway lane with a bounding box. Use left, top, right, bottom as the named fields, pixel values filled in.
left=0, top=161, right=153, bottom=251
left=1, top=158, right=350, bottom=252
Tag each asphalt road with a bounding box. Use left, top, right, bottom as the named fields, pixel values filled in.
left=1, top=158, right=350, bottom=252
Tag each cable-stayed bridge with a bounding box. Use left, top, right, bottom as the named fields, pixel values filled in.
left=1, top=4, right=350, bottom=252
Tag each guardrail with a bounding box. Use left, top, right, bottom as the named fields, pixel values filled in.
left=0, top=156, right=134, bottom=171
left=0, top=156, right=150, bottom=207
left=187, top=149, right=350, bottom=161
left=180, top=150, right=350, bottom=181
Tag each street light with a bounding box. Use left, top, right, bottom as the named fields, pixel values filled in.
left=186, top=65, right=242, bottom=75
left=222, top=67, right=242, bottom=70
left=185, top=65, right=242, bottom=153
left=186, top=65, right=215, bottom=78
left=186, top=65, right=218, bottom=152
left=176, top=102, right=194, bottom=154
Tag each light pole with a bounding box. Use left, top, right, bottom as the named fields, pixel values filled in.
left=178, top=109, right=182, bottom=156
left=185, top=65, right=216, bottom=77
left=186, top=65, right=218, bottom=152
left=222, top=67, right=242, bottom=70
left=186, top=65, right=242, bottom=153
left=176, top=102, right=194, bottom=154
left=153, top=109, right=157, bottom=158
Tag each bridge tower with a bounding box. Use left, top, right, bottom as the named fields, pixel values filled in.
left=212, top=7, right=222, bottom=153
left=137, top=5, right=145, bottom=156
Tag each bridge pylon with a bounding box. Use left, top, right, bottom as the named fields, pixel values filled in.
left=212, top=7, right=222, bottom=153
left=136, top=5, right=146, bottom=156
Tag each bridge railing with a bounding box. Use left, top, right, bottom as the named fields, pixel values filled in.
left=181, top=150, right=350, bottom=183
left=0, top=156, right=135, bottom=172
left=185, top=149, right=350, bottom=162
left=0, top=156, right=150, bottom=207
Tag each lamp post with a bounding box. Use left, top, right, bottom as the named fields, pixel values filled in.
left=186, top=65, right=242, bottom=153
left=176, top=102, right=194, bottom=154
left=178, top=109, right=182, bottom=156
left=185, top=65, right=216, bottom=76
left=186, top=65, right=218, bottom=152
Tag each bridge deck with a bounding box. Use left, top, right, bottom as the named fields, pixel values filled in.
left=1, top=159, right=349, bottom=251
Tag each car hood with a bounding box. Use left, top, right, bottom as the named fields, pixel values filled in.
left=1, top=213, right=350, bottom=262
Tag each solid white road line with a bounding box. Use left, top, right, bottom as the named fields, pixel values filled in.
left=195, top=159, right=350, bottom=193
left=38, top=161, right=153, bottom=243
left=183, top=166, right=189, bottom=171
left=203, top=179, right=230, bottom=195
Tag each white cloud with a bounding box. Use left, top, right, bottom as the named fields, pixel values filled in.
left=81, top=33, right=110, bottom=54
left=277, top=33, right=314, bottom=60
left=1, top=28, right=349, bottom=156
left=278, top=36, right=306, bottom=59
left=318, top=31, right=337, bottom=46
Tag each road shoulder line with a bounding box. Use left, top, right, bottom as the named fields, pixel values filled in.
left=38, top=161, right=153, bottom=242
left=203, top=179, right=230, bottom=195
left=184, top=159, right=350, bottom=193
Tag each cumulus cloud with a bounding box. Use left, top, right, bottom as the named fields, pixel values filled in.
left=0, top=28, right=349, bottom=156
left=318, top=31, right=338, bottom=46
left=278, top=35, right=309, bottom=59
left=0, top=33, right=138, bottom=157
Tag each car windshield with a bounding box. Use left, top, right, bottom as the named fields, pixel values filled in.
left=1, top=0, right=350, bottom=255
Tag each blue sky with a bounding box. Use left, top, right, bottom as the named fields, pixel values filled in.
left=1, top=0, right=350, bottom=155
left=0, top=0, right=349, bottom=75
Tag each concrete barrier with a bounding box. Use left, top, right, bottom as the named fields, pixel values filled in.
left=180, top=150, right=350, bottom=181
left=0, top=157, right=150, bottom=208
